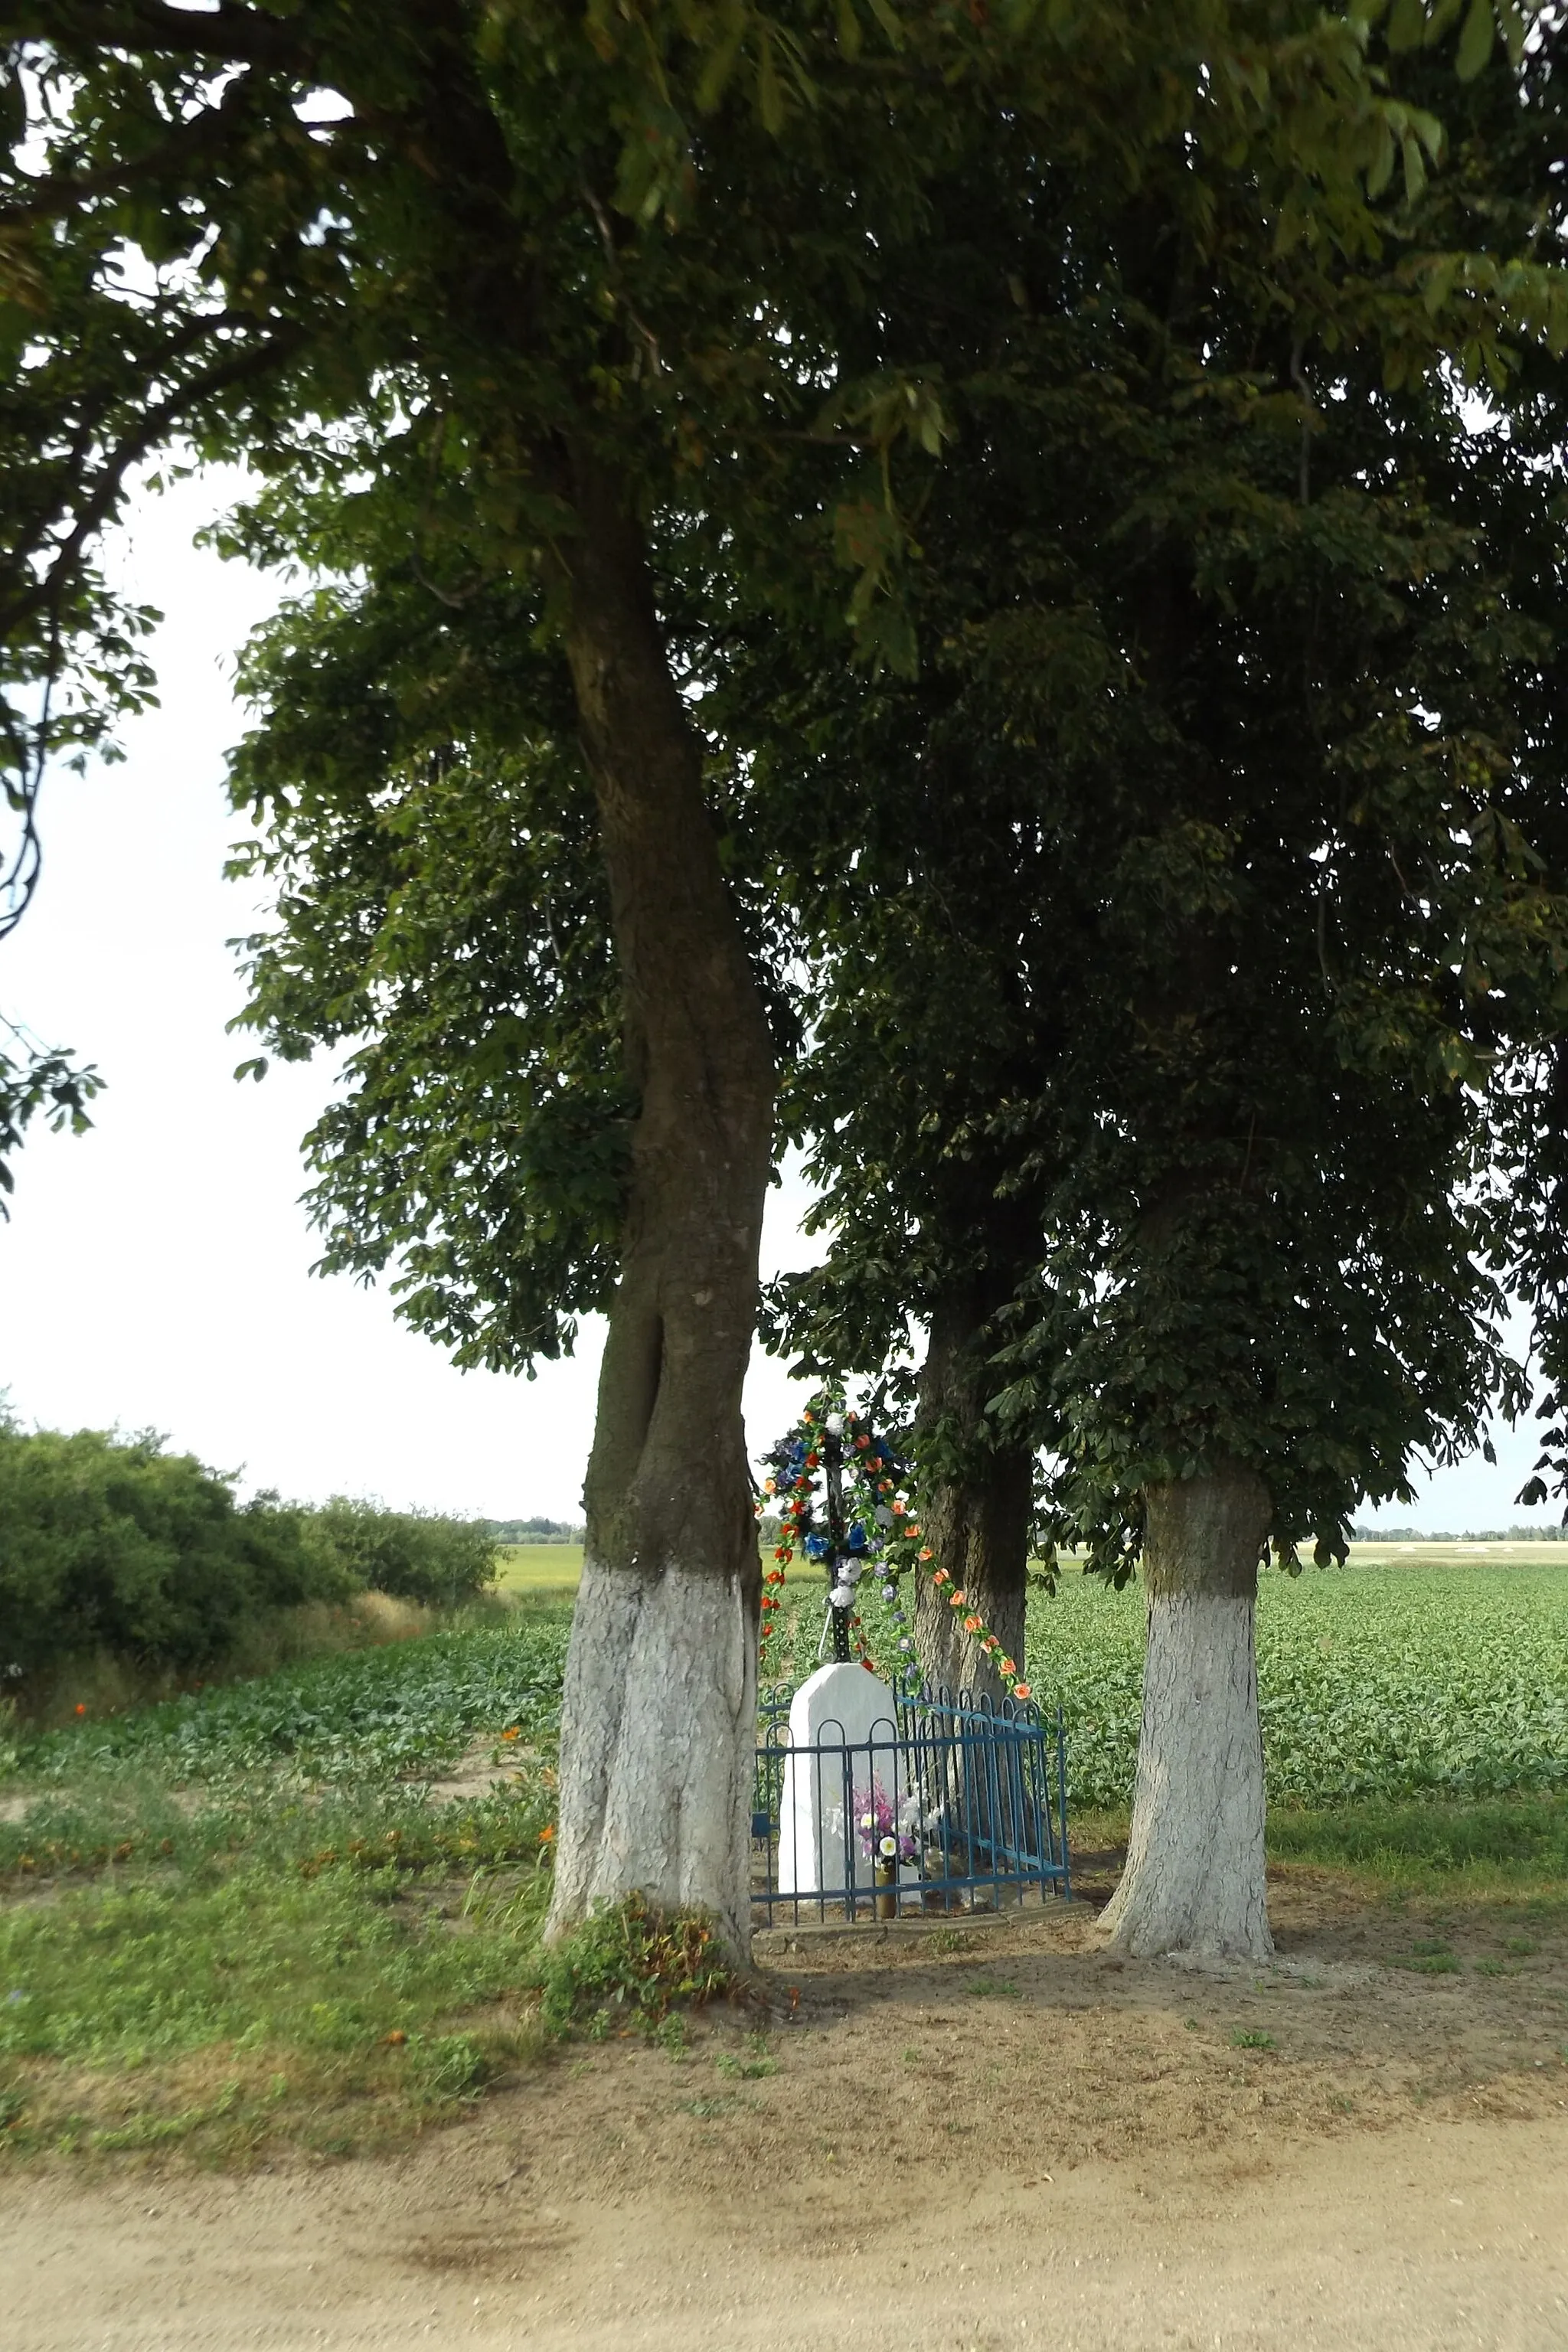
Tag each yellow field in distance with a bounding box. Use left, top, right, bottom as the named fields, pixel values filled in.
left=492, top=1537, right=1568, bottom=1596
left=493, top=1544, right=583, bottom=1592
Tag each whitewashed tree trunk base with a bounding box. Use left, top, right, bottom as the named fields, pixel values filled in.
left=1098, top=1467, right=1272, bottom=1963
left=545, top=1553, right=756, bottom=1960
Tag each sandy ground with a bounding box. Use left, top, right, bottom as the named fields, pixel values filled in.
left=7, top=1876, right=1568, bottom=2352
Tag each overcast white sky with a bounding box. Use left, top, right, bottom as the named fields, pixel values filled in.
left=0, top=474, right=1558, bottom=1532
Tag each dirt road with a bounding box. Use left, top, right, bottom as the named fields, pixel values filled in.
left=7, top=1884, right=1568, bottom=2351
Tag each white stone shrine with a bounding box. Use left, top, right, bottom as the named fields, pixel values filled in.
left=776, top=1660, right=911, bottom=1899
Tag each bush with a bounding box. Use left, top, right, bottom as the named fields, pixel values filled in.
left=305, top=1498, right=498, bottom=1607
left=531, top=1893, right=732, bottom=2040
left=0, top=1424, right=357, bottom=1681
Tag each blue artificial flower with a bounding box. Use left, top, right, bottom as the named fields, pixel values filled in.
left=845, top=1521, right=869, bottom=1553
left=803, top=1533, right=830, bottom=1561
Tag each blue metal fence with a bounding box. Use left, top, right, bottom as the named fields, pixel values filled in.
left=753, top=1681, right=1070, bottom=1923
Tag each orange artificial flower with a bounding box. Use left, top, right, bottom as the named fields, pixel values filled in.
left=500, top=1726, right=521, bottom=1741
left=1012, top=1682, right=1032, bottom=1701
left=538, top=1824, right=557, bottom=1842
left=963, top=1614, right=982, bottom=1633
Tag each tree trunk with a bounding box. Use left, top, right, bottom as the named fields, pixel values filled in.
left=1098, top=1463, right=1273, bottom=1961
left=545, top=456, right=774, bottom=1961
left=911, top=1276, right=1033, bottom=1707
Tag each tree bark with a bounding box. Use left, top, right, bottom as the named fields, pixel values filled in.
left=911, top=1274, right=1033, bottom=1707
left=1097, top=1462, right=1273, bottom=1961
left=544, top=455, right=774, bottom=1960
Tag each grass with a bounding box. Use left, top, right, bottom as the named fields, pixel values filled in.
left=0, top=1610, right=574, bottom=2161
left=7, top=1541, right=1568, bottom=2165
left=1267, top=1792, right=1568, bottom=1903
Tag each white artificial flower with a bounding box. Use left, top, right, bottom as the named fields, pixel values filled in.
left=825, top=1413, right=845, bottom=1436
left=878, top=1835, right=897, bottom=1858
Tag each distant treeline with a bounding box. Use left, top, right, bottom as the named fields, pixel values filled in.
left=482, top=1517, right=585, bottom=1544
left=0, top=1417, right=499, bottom=1682
left=1351, top=1524, right=1566, bottom=1543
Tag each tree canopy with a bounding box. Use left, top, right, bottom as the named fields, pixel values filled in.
left=6, top=0, right=1568, bottom=1956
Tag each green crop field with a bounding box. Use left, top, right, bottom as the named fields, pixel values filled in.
left=769, top=1546, right=1568, bottom=1828
left=0, top=1615, right=572, bottom=2160
left=1022, top=1550, right=1568, bottom=1815
left=493, top=1543, right=583, bottom=1593
left=5, top=1547, right=1568, bottom=2162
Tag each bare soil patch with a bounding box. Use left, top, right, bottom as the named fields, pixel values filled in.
left=6, top=1867, right=1568, bottom=2348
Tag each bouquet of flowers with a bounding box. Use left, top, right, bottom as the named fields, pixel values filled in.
left=856, top=1775, right=920, bottom=1864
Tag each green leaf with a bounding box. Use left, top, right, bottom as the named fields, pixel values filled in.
left=1387, top=0, right=1429, bottom=51
left=1495, top=0, right=1527, bottom=64
left=756, top=24, right=784, bottom=136
left=863, top=0, right=904, bottom=49
left=1367, top=119, right=1396, bottom=198
left=1401, top=132, right=1428, bottom=204
left=695, top=0, right=748, bottom=113
left=834, top=0, right=863, bottom=60
left=1455, top=0, right=1494, bottom=79
left=1422, top=252, right=1462, bottom=315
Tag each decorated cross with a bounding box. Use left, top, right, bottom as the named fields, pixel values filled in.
left=758, top=1393, right=1032, bottom=1703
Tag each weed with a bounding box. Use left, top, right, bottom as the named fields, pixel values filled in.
left=407, top=2032, right=488, bottom=2106
left=1504, top=1936, right=1540, bottom=1956
left=1230, top=2030, right=1276, bottom=2050
left=715, top=2034, right=776, bottom=2080
left=528, top=1893, right=730, bottom=2041
left=966, top=1977, right=1021, bottom=1999
left=928, top=1927, right=970, bottom=1954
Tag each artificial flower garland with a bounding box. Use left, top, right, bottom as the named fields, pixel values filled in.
left=756, top=1394, right=1031, bottom=1704
left=758, top=1395, right=920, bottom=1675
